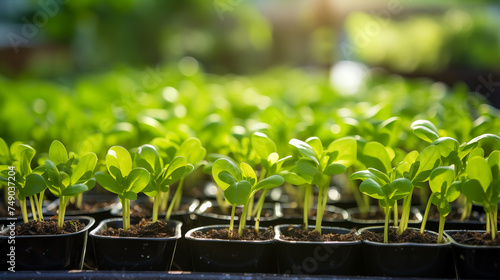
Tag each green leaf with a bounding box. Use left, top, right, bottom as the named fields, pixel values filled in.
left=175, top=137, right=207, bottom=166
left=253, top=174, right=284, bottom=191
left=359, top=178, right=385, bottom=200
left=368, top=168, right=390, bottom=184
left=446, top=181, right=461, bottom=203
left=469, top=147, right=484, bottom=159
left=71, top=153, right=97, bottom=185
left=240, top=162, right=257, bottom=186
left=461, top=179, right=488, bottom=206
left=0, top=138, right=9, bottom=161
left=488, top=150, right=500, bottom=179
left=95, top=171, right=121, bottom=194
left=350, top=170, right=381, bottom=184
left=49, top=140, right=68, bottom=165
left=251, top=132, right=277, bottom=161
left=411, top=120, right=439, bottom=142
left=21, top=173, right=46, bottom=198
left=387, top=178, right=413, bottom=201
left=429, top=166, right=455, bottom=194
left=324, top=163, right=347, bottom=175
left=161, top=156, right=187, bottom=185
left=125, top=168, right=150, bottom=194
left=212, top=158, right=241, bottom=191
left=306, top=137, right=323, bottom=159
left=282, top=171, right=308, bottom=185
left=466, top=156, right=492, bottom=193
left=62, top=183, right=89, bottom=196
left=411, top=146, right=441, bottom=183
left=396, top=150, right=419, bottom=175
left=224, top=180, right=252, bottom=206
left=361, top=141, right=391, bottom=173
left=289, top=139, right=319, bottom=165
left=17, top=144, right=36, bottom=177
left=106, top=146, right=132, bottom=179
left=296, top=158, right=319, bottom=184
left=327, top=137, right=357, bottom=167
left=431, top=137, right=460, bottom=157
left=120, top=191, right=138, bottom=201
left=44, top=160, right=60, bottom=187
left=137, top=144, right=161, bottom=174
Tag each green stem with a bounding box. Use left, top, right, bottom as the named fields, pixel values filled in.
left=160, top=189, right=168, bottom=212
left=254, top=189, right=267, bottom=233
left=252, top=189, right=267, bottom=216
left=29, top=196, right=38, bottom=222
left=152, top=192, right=161, bottom=222
left=238, top=202, right=249, bottom=237
left=247, top=194, right=254, bottom=218
left=393, top=201, right=398, bottom=227
left=384, top=205, right=390, bottom=243
left=121, top=198, right=130, bottom=231
left=419, top=187, right=428, bottom=210
left=486, top=212, right=491, bottom=234
left=460, top=199, right=471, bottom=221
left=492, top=208, right=498, bottom=240
left=58, top=196, right=69, bottom=230
left=315, top=183, right=328, bottom=234
left=215, top=187, right=229, bottom=214
left=76, top=193, right=83, bottom=209
left=438, top=214, right=445, bottom=244
left=174, top=179, right=184, bottom=210
left=36, top=191, right=45, bottom=221
left=20, top=199, right=28, bottom=223
left=303, top=184, right=311, bottom=229
left=420, top=193, right=434, bottom=234
left=229, top=204, right=236, bottom=238
left=398, top=192, right=413, bottom=234
left=166, top=183, right=182, bottom=220
left=350, top=178, right=367, bottom=216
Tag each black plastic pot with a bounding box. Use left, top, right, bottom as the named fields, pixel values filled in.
left=185, top=225, right=277, bottom=273
left=193, top=200, right=279, bottom=228
left=0, top=216, right=94, bottom=271
left=347, top=206, right=422, bottom=229
left=445, top=230, right=500, bottom=279
left=359, top=226, right=455, bottom=278
left=274, top=224, right=362, bottom=275
left=275, top=204, right=349, bottom=228
left=90, top=218, right=182, bottom=271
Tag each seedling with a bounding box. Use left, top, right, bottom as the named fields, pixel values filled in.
left=288, top=136, right=356, bottom=233
left=212, top=158, right=283, bottom=237
left=462, top=152, right=500, bottom=240
left=134, top=144, right=189, bottom=222
left=0, top=143, right=46, bottom=223
left=43, top=140, right=97, bottom=229
left=95, top=146, right=150, bottom=230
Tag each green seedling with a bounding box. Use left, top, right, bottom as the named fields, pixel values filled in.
left=0, top=144, right=46, bottom=223
left=288, top=137, right=356, bottom=233
left=462, top=152, right=500, bottom=240
left=95, top=146, right=150, bottom=230
left=212, top=158, right=283, bottom=237
left=420, top=166, right=460, bottom=243
left=166, top=137, right=206, bottom=220
left=43, top=140, right=97, bottom=229
left=134, top=144, right=189, bottom=222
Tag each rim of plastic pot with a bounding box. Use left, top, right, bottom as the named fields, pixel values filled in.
left=347, top=206, right=423, bottom=223
left=195, top=200, right=280, bottom=220
left=358, top=226, right=451, bottom=246
left=47, top=196, right=118, bottom=215
left=90, top=217, right=182, bottom=241
left=279, top=203, right=348, bottom=220
left=110, top=197, right=200, bottom=216
left=274, top=224, right=361, bottom=245
left=444, top=230, right=500, bottom=248
left=185, top=225, right=275, bottom=244
left=0, top=216, right=95, bottom=237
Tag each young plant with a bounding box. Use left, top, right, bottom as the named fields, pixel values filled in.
left=95, top=146, right=150, bottom=230
left=134, top=144, right=188, bottom=222
left=462, top=152, right=500, bottom=240
left=0, top=144, right=46, bottom=223
left=212, top=158, right=283, bottom=237
left=166, top=137, right=206, bottom=219
left=288, top=136, right=356, bottom=233
left=420, top=166, right=460, bottom=243
left=43, top=140, right=97, bottom=229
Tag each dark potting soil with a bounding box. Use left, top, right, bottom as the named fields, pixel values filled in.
left=191, top=227, right=274, bottom=240
left=205, top=206, right=274, bottom=218
left=101, top=218, right=174, bottom=238
left=6, top=217, right=86, bottom=235
left=352, top=210, right=418, bottom=221
left=451, top=231, right=500, bottom=246
left=280, top=225, right=359, bottom=241
left=359, top=228, right=438, bottom=243
left=283, top=208, right=344, bottom=220
left=129, top=202, right=190, bottom=218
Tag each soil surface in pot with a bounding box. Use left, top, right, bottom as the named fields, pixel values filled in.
left=352, top=210, right=417, bottom=221
left=360, top=228, right=438, bottom=243
left=450, top=231, right=500, bottom=246
left=101, top=218, right=174, bottom=238
left=5, top=217, right=86, bottom=235
left=283, top=208, right=344, bottom=220
left=280, top=225, right=358, bottom=241
left=192, top=227, right=274, bottom=240
left=129, top=202, right=190, bottom=218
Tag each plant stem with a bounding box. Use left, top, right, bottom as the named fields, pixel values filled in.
left=247, top=194, right=254, bottom=218
left=303, top=184, right=311, bottom=229
left=398, top=192, right=413, bottom=234
left=315, top=183, right=328, bottom=234
left=229, top=204, right=236, bottom=238
left=160, top=189, right=168, bottom=212
left=152, top=192, right=161, bottom=222
left=215, top=187, right=229, bottom=214
left=486, top=212, right=491, bottom=234
left=238, top=202, right=249, bottom=237
left=36, top=191, right=45, bottom=221
left=393, top=201, right=398, bottom=227
left=76, top=193, right=83, bottom=209
left=384, top=205, right=390, bottom=243
left=350, top=177, right=368, bottom=217
left=460, top=199, right=471, bottom=221
left=252, top=189, right=267, bottom=216
left=20, top=199, right=28, bottom=223
left=254, top=189, right=267, bottom=233
left=121, top=198, right=130, bottom=231
left=58, top=196, right=69, bottom=230
left=492, top=208, right=498, bottom=240
left=174, top=179, right=184, bottom=210
left=166, top=182, right=183, bottom=220
left=420, top=193, right=434, bottom=234
left=29, top=196, right=38, bottom=222
left=438, top=214, right=445, bottom=244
